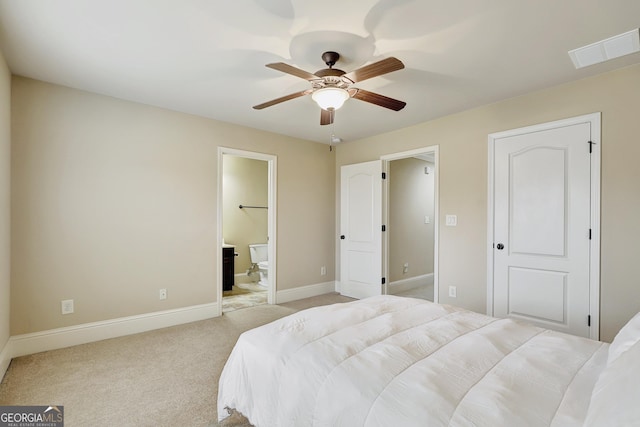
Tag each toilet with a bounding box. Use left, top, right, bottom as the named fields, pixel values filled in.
left=248, top=243, right=269, bottom=287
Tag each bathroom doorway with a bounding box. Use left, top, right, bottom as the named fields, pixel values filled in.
left=382, top=146, right=438, bottom=302
left=217, top=148, right=277, bottom=313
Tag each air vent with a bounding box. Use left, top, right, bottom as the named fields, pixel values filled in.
left=568, top=28, right=640, bottom=69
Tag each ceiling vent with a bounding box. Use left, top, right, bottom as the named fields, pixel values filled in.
left=568, top=28, right=640, bottom=69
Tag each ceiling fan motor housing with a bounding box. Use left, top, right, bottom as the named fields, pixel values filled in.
left=321, top=51, right=340, bottom=68
left=315, top=51, right=349, bottom=86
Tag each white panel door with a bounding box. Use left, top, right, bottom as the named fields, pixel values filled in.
left=340, top=161, right=382, bottom=299
left=493, top=122, right=592, bottom=337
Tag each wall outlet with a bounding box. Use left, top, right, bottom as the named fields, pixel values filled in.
left=320, top=266, right=327, bottom=276
left=61, top=299, right=74, bottom=315
left=159, top=289, right=167, bottom=300
left=449, top=286, right=457, bottom=298
left=403, top=263, right=409, bottom=274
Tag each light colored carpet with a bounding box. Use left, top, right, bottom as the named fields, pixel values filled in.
left=391, top=283, right=434, bottom=301
left=0, top=293, right=354, bottom=427
left=215, top=408, right=253, bottom=427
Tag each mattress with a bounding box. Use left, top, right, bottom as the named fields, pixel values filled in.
left=218, top=295, right=608, bottom=426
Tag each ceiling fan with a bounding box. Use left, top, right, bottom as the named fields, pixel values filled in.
left=253, top=51, right=406, bottom=125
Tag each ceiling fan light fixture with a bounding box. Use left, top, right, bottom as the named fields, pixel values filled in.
left=312, top=87, right=349, bottom=110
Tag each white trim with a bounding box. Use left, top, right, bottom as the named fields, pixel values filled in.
left=0, top=340, right=11, bottom=381
left=487, top=112, right=601, bottom=340
left=381, top=146, right=440, bottom=161
left=388, top=273, right=434, bottom=294
left=487, top=134, right=496, bottom=316
left=588, top=114, right=602, bottom=341
left=5, top=303, right=219, bottom=363
left=381, top=145, right=439, bottom=303
left=276, top=281, right=336, bottom=304
left=217, top=148, right=277, bottom=314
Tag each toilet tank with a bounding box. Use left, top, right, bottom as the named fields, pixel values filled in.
left=249, top=243, right=268, bottom=264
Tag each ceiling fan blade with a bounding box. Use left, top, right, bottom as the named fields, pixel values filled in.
left=253, top=90, right=312, bottom=110
left=351, top=89, right=406, bottom=111
left=266, top=62, right=319, bottom=81
left=342, top=57, right=404, bottom=83
left=320, top=108, right=334, bottom=126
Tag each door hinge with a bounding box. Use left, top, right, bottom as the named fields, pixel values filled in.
left=382, top=225, right=386, bottom=232
left=382, top=277, right=386, bottom=285
left=382, top=172, right=386, bottom=179
left=589, top=229, right=592, bottom=240
left=588, top=140, right=594, bottom=153
left=588, top=315, right=591, bottom=327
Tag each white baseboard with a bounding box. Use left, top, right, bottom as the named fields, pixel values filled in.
left=6, top=302, right=220, bottom=363
left=388, top=273, right=434, bottom=293
left=1, top=282, right=339, bottom=379
left=276, top=281, right=336, bottom=304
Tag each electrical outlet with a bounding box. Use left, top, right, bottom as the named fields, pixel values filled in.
left=159, top=289, right=167, bottom=300
left=403, top=263, right=409, bottom=274
left=449, top=286, right=457, bottom=298
left=320, top=266, right=327, bottom=276
left=61, top=299, right=74, bottom=315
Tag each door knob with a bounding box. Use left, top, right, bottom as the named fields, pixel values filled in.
left=496, top=243, right=504, bottom=250
left=340, top=235, right=346, bottom=240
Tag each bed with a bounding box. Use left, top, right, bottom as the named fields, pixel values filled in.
left=217, top=295, right=640, bottom=426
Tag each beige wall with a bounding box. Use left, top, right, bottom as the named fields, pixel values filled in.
left=388, top=158, right=434, bottom=282
left=336, top=64, right=640, bottom=342
left=0, top=51, right=10, bottom=351
left=11, top=76, right=335, bottom=335
left=10, top=65, right=639, bottom=341
left=222, top=155, right=268, bottom=273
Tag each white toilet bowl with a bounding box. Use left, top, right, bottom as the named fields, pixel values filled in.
left=249, top=243, right=269, bottom=287
left=257, top=261, right=269, bottom=287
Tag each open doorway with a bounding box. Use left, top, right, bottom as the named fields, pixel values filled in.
left=217, top=148, right=277, bottom=314
left=382, top=146, right=439, bottom=302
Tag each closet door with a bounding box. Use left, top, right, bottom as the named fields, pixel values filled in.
left=489, top=114, right=599, bottom=339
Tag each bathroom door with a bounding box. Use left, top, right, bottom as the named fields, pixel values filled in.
left=339, top=160, right=383, bottom=299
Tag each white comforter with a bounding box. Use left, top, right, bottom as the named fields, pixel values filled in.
left=218, top=295, right=608, bottom=426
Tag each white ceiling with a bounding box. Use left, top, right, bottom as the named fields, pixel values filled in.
left=0, top=0, right=639, bottom=144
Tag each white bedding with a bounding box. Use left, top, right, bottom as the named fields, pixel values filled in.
left=218, top=295, right=608, bottom=426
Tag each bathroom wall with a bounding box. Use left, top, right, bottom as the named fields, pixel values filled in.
left=388, top=158, right=435, bottom=283
left=222, top=155, right=268, bottom=278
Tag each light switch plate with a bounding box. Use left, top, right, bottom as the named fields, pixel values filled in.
left=61, top=299, right=74, bottom=315
left=445, top=215, right=457, bottom=226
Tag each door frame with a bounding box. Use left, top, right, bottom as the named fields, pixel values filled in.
left=486, top=113, right=601, bottom=339
left=217, top=147, right=277, bottom=314
left=381, top=145, right=440, bottom=303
